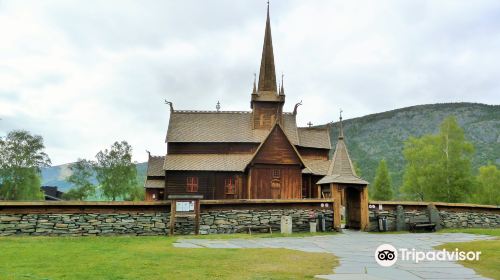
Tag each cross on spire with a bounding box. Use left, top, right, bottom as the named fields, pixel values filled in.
left=339, top=109, right=344, bottom=139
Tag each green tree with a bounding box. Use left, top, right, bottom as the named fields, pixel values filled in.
left=63, top=159, right=95, bottom=200
left=401, top=116, right=474, bottom=202
left=471, top=165, right=500, bottom=205
left=371, top=159, right=393, bottom=200
left=352, top=161, right=362, bottom=177
left=94, top=141, right=137, bottom=201
left=126, top=185, right=145, bottom=201
left=0, top=130, right=50, bottom=200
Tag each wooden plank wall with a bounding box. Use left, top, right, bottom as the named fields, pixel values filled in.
left=252, top=102, right=283, bottom=129
left=297, top=147, right=329, bottom=160
left=252, top=126, right=301, bottom=165
left=165, top=171, right=247, bottom=200
left=249, top=166, right=302, bottom=199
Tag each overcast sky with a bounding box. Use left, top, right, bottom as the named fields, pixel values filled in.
left=1, top=0, right=499, bottom=165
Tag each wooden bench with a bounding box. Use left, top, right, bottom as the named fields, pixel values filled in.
left=235, top=225, right=273, bottom=235
left=408, top=216, right=436, bottom=232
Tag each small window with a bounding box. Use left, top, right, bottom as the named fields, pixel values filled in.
left=224, top=178, right=235, bottom=194
left=272, top=169, right=281, bottom=178
left=186, top=177, right=199, bottom=192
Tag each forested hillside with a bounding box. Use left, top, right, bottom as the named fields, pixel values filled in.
left=323, top=103, right=499, bottom=196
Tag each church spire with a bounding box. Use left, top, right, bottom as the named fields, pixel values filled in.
left=257, top=2, right=277, bottom=93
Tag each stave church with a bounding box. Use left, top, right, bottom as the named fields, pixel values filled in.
left=144, top=5, right=368, bottom=206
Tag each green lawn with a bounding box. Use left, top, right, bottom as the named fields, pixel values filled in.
left=435, top=228, right=500, bottom=280
left=438, top=228, right=500, bottom=236
left=0, top=236, right=337, bottom=280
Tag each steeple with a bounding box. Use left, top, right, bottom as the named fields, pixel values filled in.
left=250, top=2, right=285, bottom=128
left=316, top=112, right=369, bottom=185
left=257, top=3, right=277, bottom=93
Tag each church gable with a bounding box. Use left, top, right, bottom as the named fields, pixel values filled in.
left=251, top=124, right=303, bottom=166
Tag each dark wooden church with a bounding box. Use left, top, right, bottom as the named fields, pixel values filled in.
left=145, top=6, right=368, bottom=205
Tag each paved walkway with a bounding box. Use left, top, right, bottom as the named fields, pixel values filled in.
left=174, top=231, right=496, bottom=280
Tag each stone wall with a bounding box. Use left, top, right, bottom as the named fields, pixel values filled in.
left=0, top=213, right=169, bottom=236
left=0, top=200, right=335, bottom=236
left=368, top=201, right=500, bottom=232
left=200, top=209, right=333, bottom=234
left=440, top=210, right=499, bottom=228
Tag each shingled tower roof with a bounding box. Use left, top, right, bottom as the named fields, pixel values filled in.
left=257, top=3, right=277, bottom=94
left=317, top=114, right=368, bottom=185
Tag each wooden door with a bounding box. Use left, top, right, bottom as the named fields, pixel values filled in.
left=345, top=187, right=361, bottom=229
left=271, top=178, right=281, bottom=199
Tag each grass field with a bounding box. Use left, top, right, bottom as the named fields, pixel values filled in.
left=0, top=235, right=337, bottom=280
left=436, top=228, right=499, bottom=280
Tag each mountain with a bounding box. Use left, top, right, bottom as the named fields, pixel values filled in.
left=323, top=102, right=499, bottom=196
left=41, top=162, right=148, bottom=192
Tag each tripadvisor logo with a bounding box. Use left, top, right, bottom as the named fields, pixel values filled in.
left=375, top=243, right=481, bottom=267
left=375, top=244, right=398, bottom=267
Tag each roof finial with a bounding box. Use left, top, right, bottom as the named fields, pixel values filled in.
left=339, top=109, right=344, bottom=139
left=280, top=73, right=284, bottom=95
left=216, top=101, right=221, bottom=112
left=252, top=73, right=257, bottom=94
left=307, top=121, right=313, bottom=128
left=293, top=100, right=302, bottom=115
left=164, top=99, right=174, bottom=113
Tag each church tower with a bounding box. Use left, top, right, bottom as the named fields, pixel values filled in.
left=251, top=4, right=285, bottom=129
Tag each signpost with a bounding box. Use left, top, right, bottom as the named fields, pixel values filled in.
left=168, top=194, right=203, bottom=236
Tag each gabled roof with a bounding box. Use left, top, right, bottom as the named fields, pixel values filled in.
left=317, top=117, right=368, bottom=185
left=297, top=127, right=331, bottom=149
left=163, top=154, right=253, bottom=172
left=144, top=179, right=164, bottom=189
left=146, top=155, right=165, bottom=177
left=302, top=159, right=331, bottom=176
left=248, top=121, right=305, bottom=167
left=165, top=109, right=330, bottom=150
left=166, top=111, right=300, bottom=145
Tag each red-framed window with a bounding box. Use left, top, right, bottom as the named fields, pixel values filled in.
left=272, top=169, right=281, bottom=178
left=224, top=178, right=235, bottom=194
left=186, top=177, right=198, bottom=193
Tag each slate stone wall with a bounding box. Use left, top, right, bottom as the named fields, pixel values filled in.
left=369, top=205, right=500, bottom=232
left=0, top=208, right=333, bottom=236
left=0, top=213, right=169, bottom=236
left=200, top=209, right=333, bottom=234
left=439, top=210, right=499, bottom=228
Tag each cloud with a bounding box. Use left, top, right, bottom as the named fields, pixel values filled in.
left=0, top=0, right=499, bottom=165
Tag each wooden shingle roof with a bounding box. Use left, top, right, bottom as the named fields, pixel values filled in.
left=146, top=156, right=165, bottom=177
left=144, top=179, right=164, bottom=189
left=297, top=127, right=331, bottom=149
left=317, top=119, right=368, bottom=185
left=163, top=154, right=253, bottom=172
left=302, top=159, right=331, bottom=176
left=166, top=110, right=330, bottom=150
